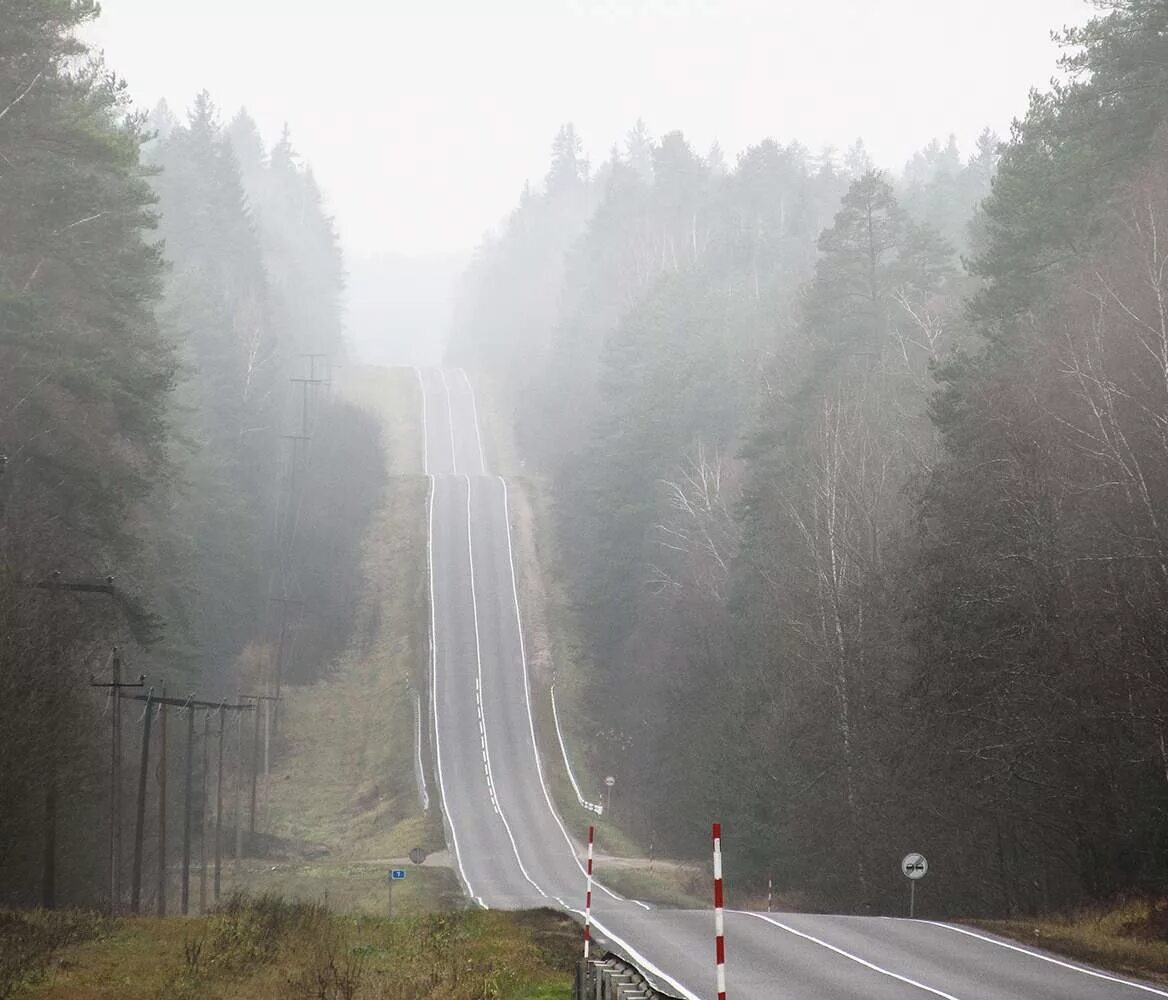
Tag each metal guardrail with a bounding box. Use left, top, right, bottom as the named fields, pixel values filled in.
left=576, top=952, right=685, bottom=999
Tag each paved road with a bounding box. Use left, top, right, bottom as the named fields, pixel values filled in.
left=413, top=365, right=1168, bottom=999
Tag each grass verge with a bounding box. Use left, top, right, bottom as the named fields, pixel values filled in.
left=593, top=860, right=707, bottom=910
left=243, top=365, right=445, bottom=907
left=214, top=860, right=462, bottom=918
left=10, top=895, right=574, bottom=1000
left=970, top=897, right=1168, bottom=986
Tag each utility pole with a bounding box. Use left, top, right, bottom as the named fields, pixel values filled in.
left=194, top=699, right=256, bottom=899
left=284, top=370, right=323, bottom=550
left=121, top=693, right=257, bottom=913
left=206, top=702, right=257, bottom=899
left=130, top=687, right=154, bottom=914
left=300, top=353, right=329, bottom=389
left=157, top=682, right=167, bottom=916
left=278, top=433, right=311, bottom=541
left=234, top=707, right=243, bottom=862
left=39, top=575, right=149, bottom=914
left=214, top=703, right=224, bottom=902
left=124, top=693, right=252, bottom=915
left=240, top=693, right=279, bottom=850
left=199, top=712, right=209, bottom=914
left=268, top=596, right=301, bottom=736
left=182, top=697, right=194, bottom=915
left=90, top=649, right=144, bottom=915
left=289, top=376, right=325, bottom=437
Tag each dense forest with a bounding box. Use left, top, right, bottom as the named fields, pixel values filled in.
left=449, top=0, right=1168, bottom=916
left=0, top=2, right=382, bottom=907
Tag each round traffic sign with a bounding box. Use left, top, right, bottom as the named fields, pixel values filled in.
left=605, top=775, right=615, bottom=787
left=901, top=853, right=928, bottom=880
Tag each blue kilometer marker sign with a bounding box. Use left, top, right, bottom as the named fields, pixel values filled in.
left=390, top=869, right=407, bottom=880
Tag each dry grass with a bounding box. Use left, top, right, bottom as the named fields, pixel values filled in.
left=251, top=364, right=443, bottom=892
left=214, top=860, right=462, bottom=918
left=12, top=896, right=573, bottom=1000
left=593, top=859, right=707, bottom=911
left=260, top=470, right=439, bottom=861
left=972, top=897, right=1168, bottom=985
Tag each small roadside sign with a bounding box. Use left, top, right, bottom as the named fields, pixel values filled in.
left=901, top=852, right=928, bottom=918
left=901, top=853, right=928, bottom=880
left=390, top=869, right=407, bottom=880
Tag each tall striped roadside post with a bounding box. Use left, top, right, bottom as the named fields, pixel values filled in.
left=583, top=825, right=594, bottom=958
left=713, top=822, right=727, bottom=1000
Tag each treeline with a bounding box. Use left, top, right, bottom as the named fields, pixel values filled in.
left=450, top=0, right=1168, bottom=916
left=0, top=2, right=382, bottom=908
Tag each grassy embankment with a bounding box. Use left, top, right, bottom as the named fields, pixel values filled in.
left=972, top=899, right=1168, bottom=986
left=209, top=365, right=453, bottom=913
left=469, top=378, right=707, bottom=911
left=4, top=896, right=576, bottom=1000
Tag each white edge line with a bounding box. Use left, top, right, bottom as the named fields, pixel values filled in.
left=426, top=472, right=475, bottom=900
left=744, top=912, right=964, bottom=1000
left=464, top=474, right=547, bottom=899
left=438, top=368, right=458, bottom=475
left=551, top=684, right=605, bottom=815
left=923, top=921, right=1168, bottom=997
left=459, top=368, right=488, bottom=476
left=496, top=476, right=623, bottom=902
left=414, top=366, right=428, bottom=475
left=558, top=902, right=700, bottom=1000
left=413, top=690, right=429, bottom=811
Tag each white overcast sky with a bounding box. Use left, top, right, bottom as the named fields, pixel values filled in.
left=84, top=0, right=1096, bottom=257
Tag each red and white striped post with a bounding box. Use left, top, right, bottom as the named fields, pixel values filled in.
left=583, top=824, right=594, bottom=958
left=713, top=822, right=727, bottom=1000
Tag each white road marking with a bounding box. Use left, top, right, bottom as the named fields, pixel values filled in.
left=744, top=912, right=965, bottom=999
left=551, top=684, right=605, bottom=815
left=556, top=900, right=701, bottom=1000
left=424, top=472, right=475, bottom=900
left=412, top=690, right=429, bottom=812
left=459, top=368, right=487, bottom=475
left=496, top=475, right=625, bottom=903
left=438, top=368, right=458, bottom=474
left=414, top=366, right=429, bottom=475
left=463, top=474, right=547, bottom=899
left=923, top=922, right=1168, bottom=997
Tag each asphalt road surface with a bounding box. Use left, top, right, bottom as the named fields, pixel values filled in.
left=414, top=366, right=1168, bottom=1000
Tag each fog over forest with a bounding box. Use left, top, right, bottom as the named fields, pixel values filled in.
left=5, top=2, right=1168, bottom=985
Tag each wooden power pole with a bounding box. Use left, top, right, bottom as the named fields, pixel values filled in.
left=121, top=692, right=252, bottom=915
left=182, top=698, right=194, bottom=915
left=156, top=682, right=167, bottom=916
left=200, top=712, right=209, bottom=914
left=130, top=687, right=154, bottom=914
left=214, top=703, right=224, bottom=902
left=89, top=649, right=144, bottom=915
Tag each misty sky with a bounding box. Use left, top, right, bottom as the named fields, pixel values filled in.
left=85, top=0, right=1095, bottom=258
